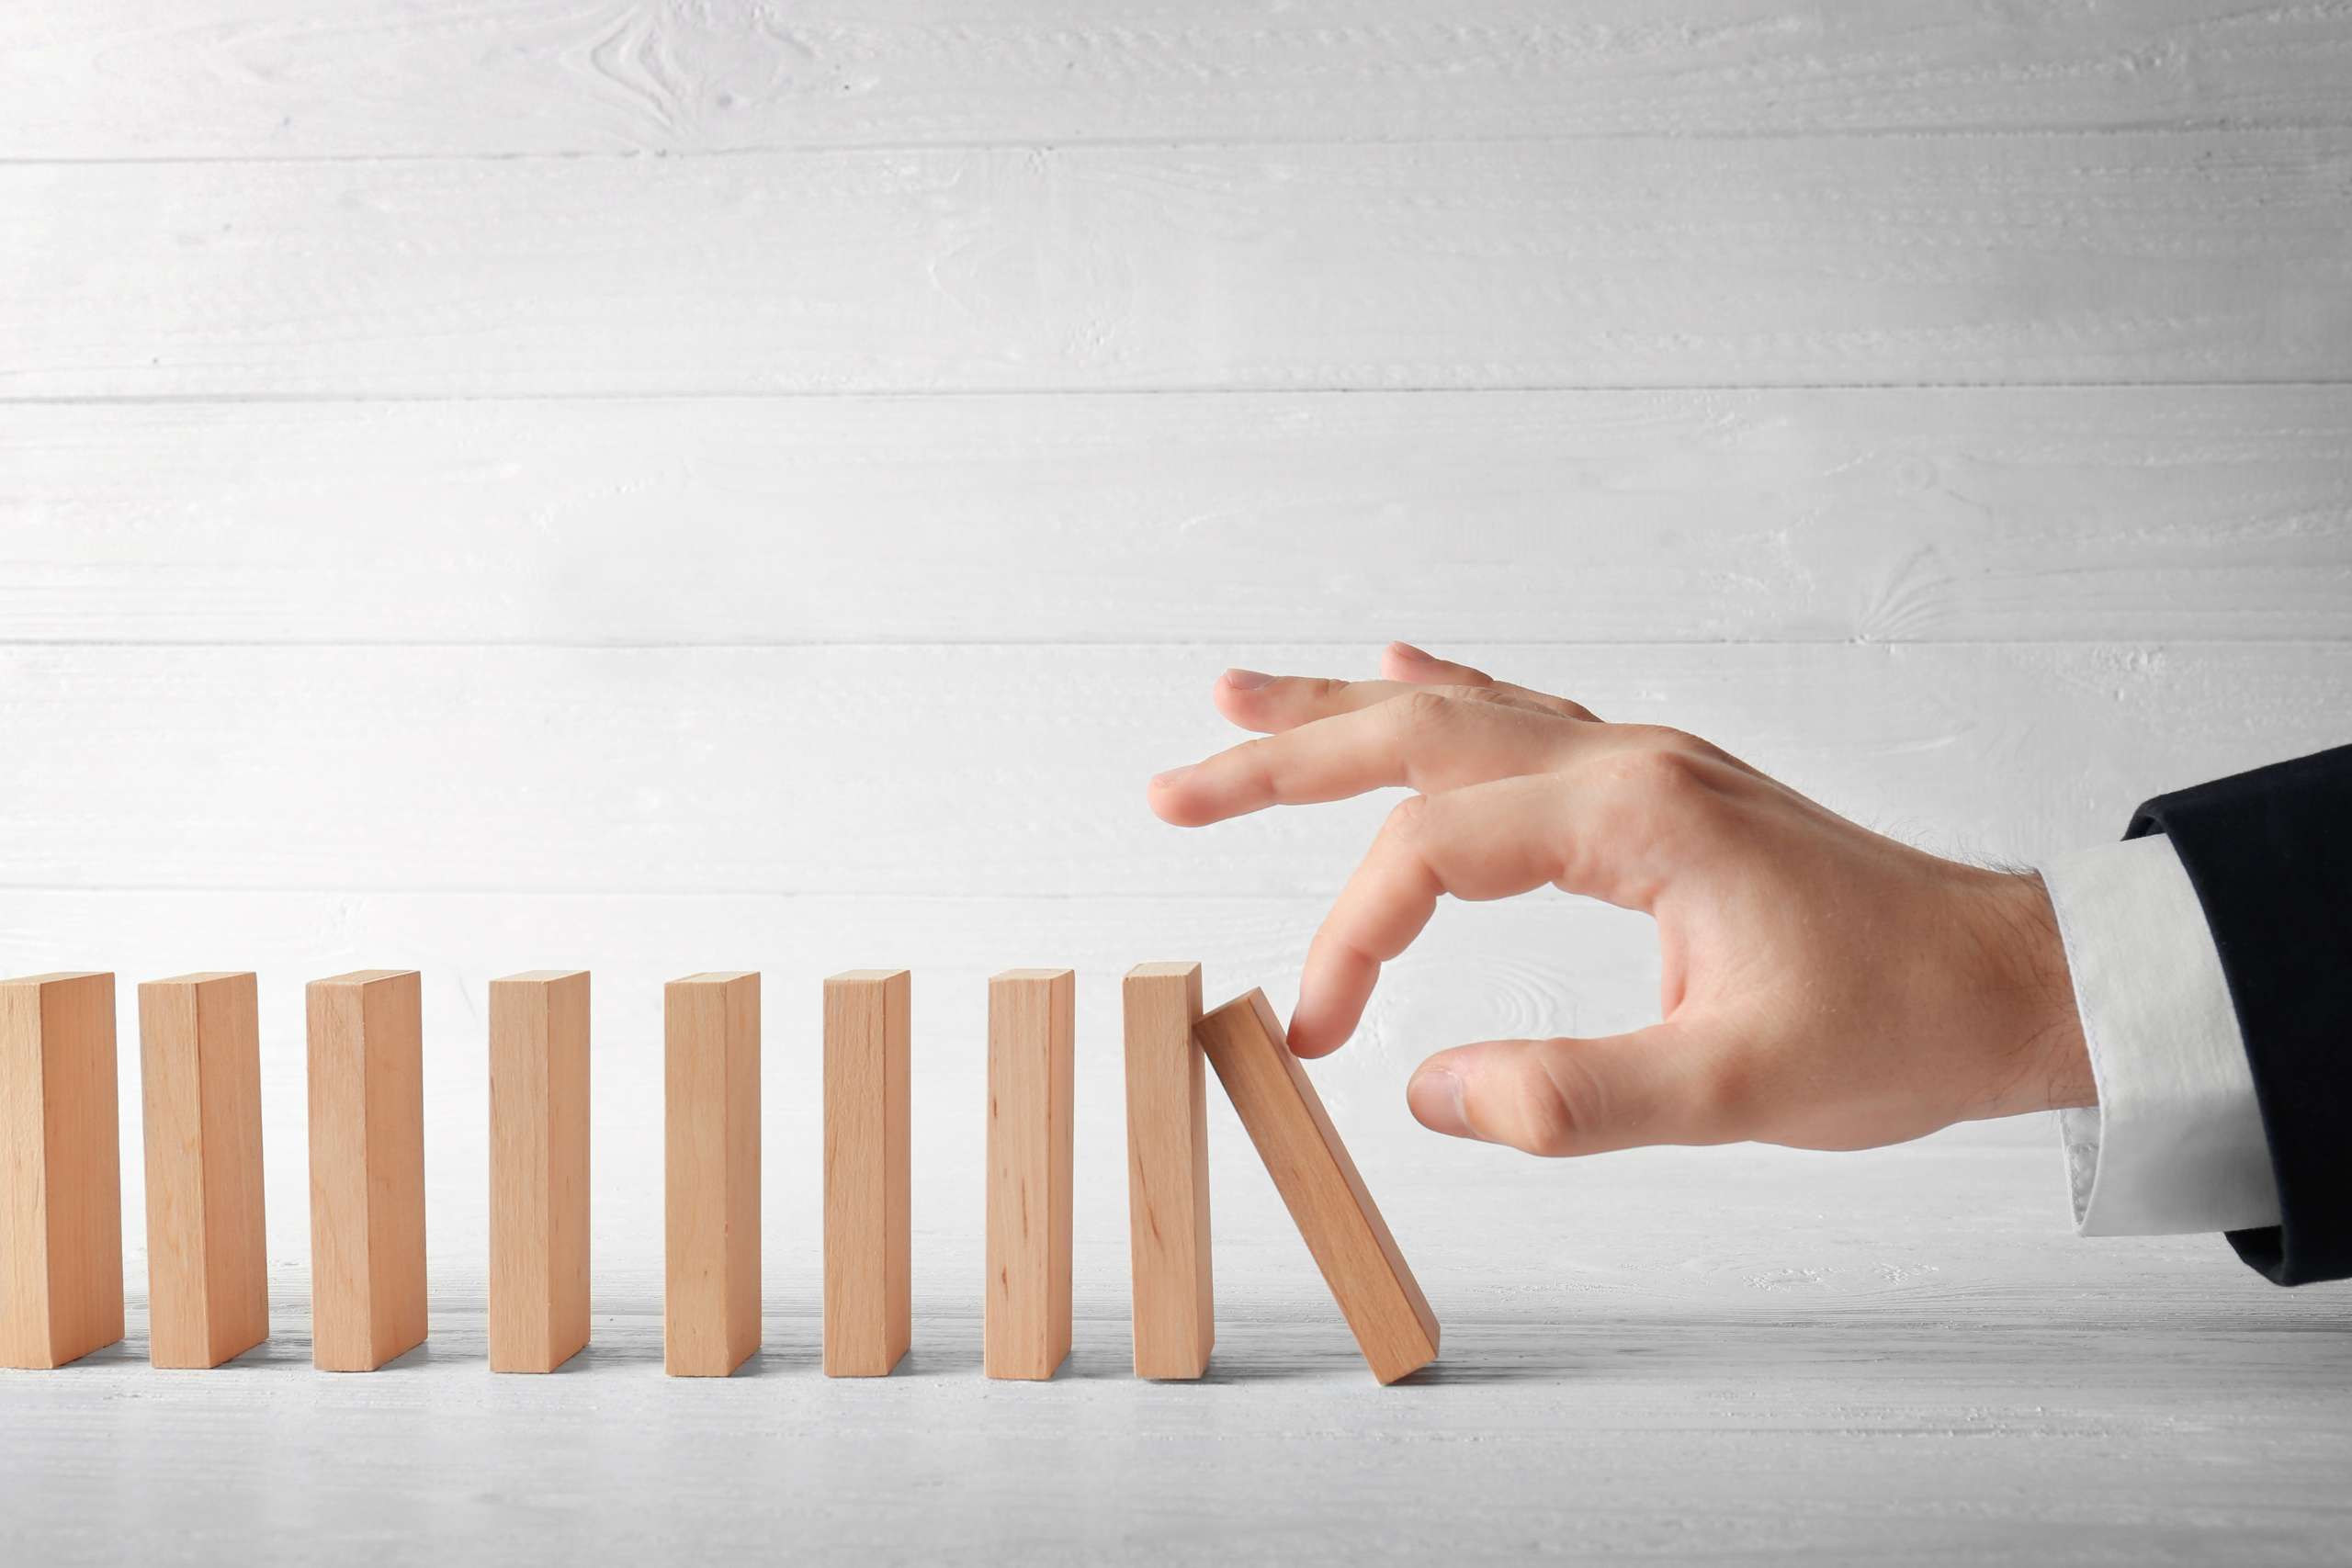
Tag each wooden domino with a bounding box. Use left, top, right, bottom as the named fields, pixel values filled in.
left=139, top=971, right=267, bottom=1369
left=488, top=970, right=591, bottom=1374
left=1194, top=988, right=1440, bottom=1383
left=664, top=970, right=761, bottom=1377
left=823, top=968, right=911, bottom=1377
left=307, top=968, right=429, bottom=1372
left=1123, top=962, right=1213, bottom=1379
left=1, top=972, right=126, bottom=1369
left=985, top=968, right=1073, bottom=1381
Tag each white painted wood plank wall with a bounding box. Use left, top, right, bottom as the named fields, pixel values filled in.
left=4, top=4, right=2350, bottom=1562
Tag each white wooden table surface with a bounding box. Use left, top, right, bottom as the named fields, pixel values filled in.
left=4, top=4, right=2349, bottom=1562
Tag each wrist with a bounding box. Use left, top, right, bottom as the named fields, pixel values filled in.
left=1986, top=871, right=2096, bottom=1115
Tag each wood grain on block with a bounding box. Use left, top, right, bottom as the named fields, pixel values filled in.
left=0, top=972, right=124, bottom=1370
left=1195, top=989, right=1438, bottom=1384
left=305, top=969, right=426, bottom=1372
left=985, top=968, right=1074, bottom=1381
left=823, top=969, right=910, bottom=1377
left=11, top=134, right=2351, bottom=399
left=664, top=971, right=760, bottom=1377
left=488, top=969, right=590, bottom=1374
left=137, top=971, right=266, bottom=1370
left=1124, top=963, right=1212, bottom=1380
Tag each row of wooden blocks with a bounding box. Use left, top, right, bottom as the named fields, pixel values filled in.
left=0, top=965, right=1439, bottom=1384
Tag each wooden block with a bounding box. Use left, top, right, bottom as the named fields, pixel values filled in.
left=488, top=969, right=590, bottom=1374
left=306, top=968, right=427, bottom=1372
left=0, top=972, right=124, bottom=1369
left=984, top=968, right=1073, bottom=1381
left=138, top=971, right=266, bottom=1370
left=1123, top=962, right=1212, bottom=1380
left=664, top=971, right=760, bottom=1377
left=823, top=968, right=910, bottom=1377
left=1194, top=988, right=1439, bottom=1384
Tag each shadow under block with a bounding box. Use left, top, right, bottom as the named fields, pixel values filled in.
left=488, top=970, right=590, bottom=1374
left=665, top=971, right=760, bottom=1377
left=0, top=972, right=125, bottom=1370
left=1124, top=962, right=1212, bottom=1380
left=307, top=969, right=428, bottom=1372
left=139, top=972, right=267, bottom=1370
left=985, top=968, right=1073, bottom=1381
left=1194, top=989, right=1440, bottom=1385
left=823, top=969, right=910, bottom=1377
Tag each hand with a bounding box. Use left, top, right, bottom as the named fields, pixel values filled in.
left=1148, top=643, right=2094, bottom=1156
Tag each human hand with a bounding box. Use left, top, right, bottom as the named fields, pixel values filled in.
left=1148, top=643, right=2093, bottom=1156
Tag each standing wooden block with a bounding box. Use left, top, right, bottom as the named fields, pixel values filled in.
left=0, top=972, right=124, bottom=1369
left=1194, top=988, right=1439, bottom=1384
left=139, top=971, right=266, bottom=1370
left=823, top=969, right=910, bottom=1377
left=665, top=971, right=760, bottom=1377
left=985, top=968, right=1073, bottom=1381
left=488, top=970, right=590, bottom=1374
left=1123, top=962, right=1213, bottom=1380
left=307, top=968, right=427, bottom=1372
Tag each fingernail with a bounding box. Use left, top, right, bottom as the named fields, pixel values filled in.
left=1408, top=1066, right=1473, bottom=1139
left=1149, top=764, right=1195, bottom=789
left=1222, top=668, right=1274, bottom=691
left=1390, top=641, right=1435, bottom=663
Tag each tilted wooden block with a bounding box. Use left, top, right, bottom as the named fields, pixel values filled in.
left=665, top=971, right=761, bottom=1377
left=823, top=968, right=910, bottom=1377
left=0, top=972, right=125, bottom=1369
left=488, top=970, right=590, bottom=1374
left=1124, top=962, right=1212, bottom=1379
left=307, top=968, right=428, bottom=1372
left=1194, top=988, right=1439, bottom=1384
left=139, top=971, right=267, bottom=1370
left=985, top=968, right=1073, bottom=1381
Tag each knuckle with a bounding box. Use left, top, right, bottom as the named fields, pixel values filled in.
left=1381, top=791, right=1434, bottom=840
left=1509, top=1046, right=1612, bottom=1156
left=1600, top=741, right=1720, bottom=802
left=1235, top=733, right=1282, bottom=780
left=1385, top=688, right=1458, bottom=739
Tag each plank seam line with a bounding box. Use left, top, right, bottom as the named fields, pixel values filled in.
left=4, top=637, right=2348, bottom=653
left=6, top=382, right=2352, bottom=409
left=0, top=886, right=1353, bottom=901
left=3, top=123, right=2350, bottom=167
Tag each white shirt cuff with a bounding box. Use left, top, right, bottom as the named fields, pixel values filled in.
left=2041, top=832, right=2281, bottom=1236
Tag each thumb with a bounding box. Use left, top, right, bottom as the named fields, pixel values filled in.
left=1406, top=1022, right=1736, bottom=1156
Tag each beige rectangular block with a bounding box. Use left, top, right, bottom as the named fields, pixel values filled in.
left=665, top=971, right=760, bottom=1377
left=139, top=971, right=266, bottom=1370
left=307, top=968, right=427, bottom=1372
left=985, top=967, right=1073, bottom=1381
left=0, top=972, right=125, bottom=1369
left=1195, top=988, right=1439, bottom=1384
left=823, top=968, right=910, bottom=1377
left=488, top=969, right=590, bottom=1374
left=1124, top=962, right=1212, bottom=1380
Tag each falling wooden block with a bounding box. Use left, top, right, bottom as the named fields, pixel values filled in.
left=823, top=968, right=910, bottom=1377
left=488, top=969, right=590, bottom=1374
left=139, top=971, right=267, bottom=1370
left=1194, top=988, right=1439, bottom=1384
left=985, top=967, right=1073, bottom=1381
left=1123, top=962, right=1212, bottom=1380
left=307, top=968, right=428, bottom=1372
left=0, top=972, right=125, bottom=1369
left=665, top=971, right=760, bottom=1377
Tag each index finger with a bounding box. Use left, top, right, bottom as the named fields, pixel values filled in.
left=1213, top=667, right=1598, bottom=737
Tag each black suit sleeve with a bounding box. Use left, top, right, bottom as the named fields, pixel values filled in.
left=2126, top=743, right=2352, bottom=1285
